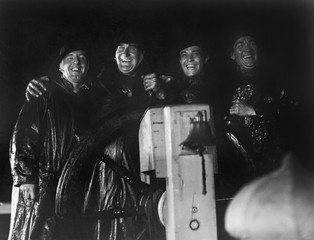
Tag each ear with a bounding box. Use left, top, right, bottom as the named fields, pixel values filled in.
left=59, top=61, right=64, bottom=73
left=230, top=52, right=235, bottom=60
left=204, top=55, right=209, bottom=64
left=138, top=51, right=144, bottom=65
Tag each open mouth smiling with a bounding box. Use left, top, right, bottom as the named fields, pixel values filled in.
left=120, top=58, right=132, bottom=64
left=242, top=52, right=256, bottom=60
left=242, top=55, right=256, bottom=63
left=186, top=64, right=197, bottom=70
left=70, top=66, right=82, bottom=74
left=71, top=67, right=79, bottom=71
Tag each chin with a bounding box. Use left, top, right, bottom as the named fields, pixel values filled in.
left=120, top=67, right=134, bottom=73
left=184, top=72, right=196, bottom=77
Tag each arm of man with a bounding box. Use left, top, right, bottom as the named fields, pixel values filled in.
left=229, top=100, right=256, bottom=116
left=25, top=76, right=49, bottom=101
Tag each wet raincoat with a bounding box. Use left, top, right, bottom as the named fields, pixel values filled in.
left=9, top=77, right=93, bottom=240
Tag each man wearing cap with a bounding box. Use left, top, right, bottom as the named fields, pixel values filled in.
left=165, top=39, right=212, bottom=104
left=220, top=31, right=284, bottom=186
left=91, top=30, right=166, bottom=111
left=9, top=42, right=93, bottom=240
left=70, top=31, right=166, bottom=240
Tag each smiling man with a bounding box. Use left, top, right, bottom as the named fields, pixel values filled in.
left=59, top=47, right=89, bottom=91
left=93, top=30, right=166, bottom=109
left=228, top=34, right=259, bottom=118
left=179, top=45, right=208, bottom=78
left=231, top=35, right=258, bottom=72
left=115, top=42, right=144, bottom=76
left=220, top=31, right=284, bottom=185
left=165, top=39, right=212, bottom=104
left=9, top=41, right=93, bottom=240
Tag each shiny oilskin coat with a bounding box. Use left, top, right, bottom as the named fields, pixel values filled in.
left=9, top=77, right=92, bottom=240
left=221, top=69, right=284, bottom=178
left=81, top=128, right=142, bottom=240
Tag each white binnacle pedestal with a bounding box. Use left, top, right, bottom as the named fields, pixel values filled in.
left=139, top=104, right=217, bottom=240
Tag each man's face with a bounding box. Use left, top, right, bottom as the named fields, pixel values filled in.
left=59, top=50, right=88, bottom=84
left=231, top=36, right=258, bottom=71
left=115, top=43, right=143, bottom=75
left=179, top=46, right=207, bottom=77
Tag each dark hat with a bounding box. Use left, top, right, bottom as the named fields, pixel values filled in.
left=48, top=39, right=91, bottom=78
left=58, top=39, right=90, bottom=62
left=113, top=26, right=146, bottom=52
left=227, top=25, right=260, bottom=52
left=174, top=32, right=210, bottom=57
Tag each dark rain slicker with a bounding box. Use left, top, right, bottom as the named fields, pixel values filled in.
left=53, top=68, right=166, bottom=239
left=9, top=77, right=93, bottom=240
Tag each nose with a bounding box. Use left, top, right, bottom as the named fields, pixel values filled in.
left=73, top=56, right=80, bottom=64
left=187, top=54, right=194, bottom=62
left=124, top=47, right=130, bottom=57
left=243, top=43, right=253, bottom=52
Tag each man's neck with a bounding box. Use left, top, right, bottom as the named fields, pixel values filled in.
left=237, top=66, right=257, bottom=77
left=121, top=71, right=137, bottom=78
left=62, top=76, right=84, bottom=93
left=72, top=83, right=83, bottom=93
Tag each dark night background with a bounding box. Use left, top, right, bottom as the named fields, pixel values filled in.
left=0, top=0, right=313, bottom=238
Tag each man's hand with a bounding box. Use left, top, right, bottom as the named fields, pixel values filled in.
left=229, top=100, right=256, bottom=116
left=142, top=73, right=160, bottom=92
left=20, top=183, right=37, bottom=202
left=25, top=76, right=49, bottom=101
left=159, top=75, right=173, bottom=84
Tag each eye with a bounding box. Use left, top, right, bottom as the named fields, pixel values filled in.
left=236, top=43, right=243, bottom=49
left=129, top=46, right=137, bottom=52
left=65, top=56, right=73, bottom=61
left=180, top=52, right=187, bottom=59
left=250, top=42, right=257, bottom=48
left=192, top=52, right=201, bottom=57
left=79, top=55, right=86, bottom=61
left=117, top=46, right=125, bottom=52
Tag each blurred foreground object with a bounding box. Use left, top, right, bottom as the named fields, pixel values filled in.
left=225, top=153, right=314, bottom=240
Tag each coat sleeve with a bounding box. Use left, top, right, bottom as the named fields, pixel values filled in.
left=253, top=90, right=279, bottom=122
left=9, top=97, right=46, bottom=187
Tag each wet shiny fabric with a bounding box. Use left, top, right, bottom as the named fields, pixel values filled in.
left=9, top=77, right=92, bottom=240
left=231, top=83, right=277, bottom=150
left=103, top=71, right=162, bottom=110
left=166, top=74, right=212, bottom=105
left=82, top=136, right=140, bottom=240
left=11, top=193, right=38, bottom=240
left=225, top=80, right=282, bottom=177
left=55, top=108, right=146, bottom=240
